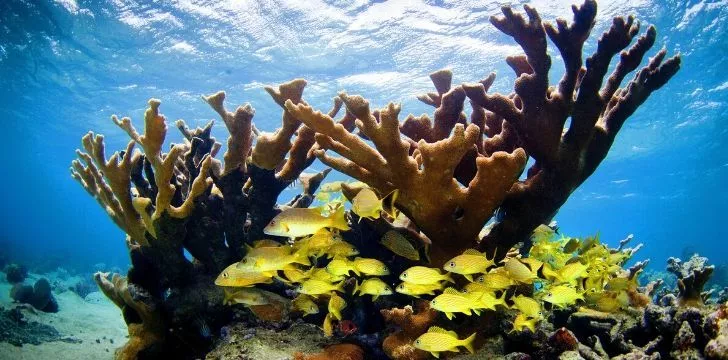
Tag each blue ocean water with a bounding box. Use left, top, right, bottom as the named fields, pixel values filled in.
left=0, top=0, right=726, bottom=274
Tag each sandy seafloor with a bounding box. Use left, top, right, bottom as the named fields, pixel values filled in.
left=0, top=271, right=127, bottom=360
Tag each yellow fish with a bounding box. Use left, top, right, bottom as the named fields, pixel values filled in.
left=353, top=278, right=392, bottom=301
left=323, top=313, right=334, bottom=337
left=381, top=230, right=420, bottom=261
left=235, top=247, right=310, bottom=272
left=590, top=292, right=624, bottom=313
left=413, top=326, right=476, bottom=358
left=297, top=279, right=345, bottom=298
left=319, top=181, right=345, bottom=193
left=510, top=313, right=539, bottom=333
left=520, top=257, right=543, bottom=274
left=538, top=262, right=561, bottom=282
left=462, top=282, right=491, bottom=295
left=395, top=282, right=443, bottom=297
left=280, top=267, right=311, bottom=284
left=351, top=188, right=398, bottom=220
left=400, top=266, right=454, bottom=285
left=476, top=271, right=514, bottom=291
left=504, top=258, right=538, bottom=284
left=222, top=288, right=271, bottom=306
left=542, top=285, right=584, bottom=308
left=215, top=264, right=274, bottom=287
left=443, top=249, right=494, bottom=281
left=326, top=257, right=359, bottom=277
left=252, top=239, right=283, bottom=248
left=430, top=288, right=485, bottom=320
left=264, top=205, right=349, bottom=238
left=310, top=268, right=346, bottom=283
left=353, top=257, right=389, bottom=276
left=292, top=294, right=319, bottom=316
left=562, top=237, right=581, bottom=253
left=511, top=295, right=543, bottom=320
left=557, top=262, right=588, bottom=284
left=478, top=291, right=507, bottom=310
left=328, top=292, right=347, bottom=320
left=296, top=228, right=341, bottom=256
left=325, top=241, right=359, bottom=258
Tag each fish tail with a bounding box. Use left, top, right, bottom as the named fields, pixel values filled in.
left=329, top=204, right=350, bottom=231
left=335, top=280, right=346, bottom=294
left=461, top=332, right=477, bottom=354
left=443, top=273, right=455, bottom=284
left=292, top=247, right=311, bottom=266
left=381, top=189, right=399, bottom=218
left=352, top=280, right=359, bottom=295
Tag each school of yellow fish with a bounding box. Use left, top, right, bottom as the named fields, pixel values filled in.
left=214, top=179, right=648, bottom=358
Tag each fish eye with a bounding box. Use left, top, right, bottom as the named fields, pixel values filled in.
left=449, top=262, right=455, bottom=268
left=270, top=220, right=276, bottom=225
left=431, top=300, right=436, bottom=304
left=462, top=289, right=468, bottom=293
left=538, top=311, right=543, bottom=315
left=241, top=258, right=247, bottom=264
left=298, top=285, right=303, bottom=290
left=547, top=292, right=552, bottom=297
left=402, top=273, right=407, bottom=278
left=223, top=273, right=228, bottom=278
left=415, top=340, right=421, bottom=345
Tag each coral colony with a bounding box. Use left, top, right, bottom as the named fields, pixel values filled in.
left=69, top=1, right=728, bottom=359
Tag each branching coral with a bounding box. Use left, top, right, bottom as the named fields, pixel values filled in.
left=282, top=0, right=680, bottom=264
left=71, top=81, right=338, bottom=359
left=380, top=301, right=438, bottom=360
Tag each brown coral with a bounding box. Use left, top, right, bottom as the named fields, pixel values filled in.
left=293, top=343, right=364, bottom=360
left=380, top=301, right=438, bottom=360
left=282, top=0, right=680, bottom=264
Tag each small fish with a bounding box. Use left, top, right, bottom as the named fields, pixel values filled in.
left=476, top=290, right=507, bottom=310
left=297, top=279, right=345, bottom=297
left=476, top=271, right=514, bottom=290
left=264, top=205, right=350, bottom=238
left=351, top=188, right=398, bottom=220
left=381, top=230, right=420, bottom=261
left=296, top=228, right=341, bottom=256
left=413, top=326, right=476, bottom=358
left=443, top=249, right=495, bottom=281
left=400, top=266, right=454, bottom=285
left=292, top=294, right=319, bottom=316
left=222, top=287, right=273, bottom=306
left=319, top=181, right=345, bottom=193
left=328, top=292, right=347, bottom=320
left=280, top=267, right=311, bottom=284
left=557, top=262, right=588, bottom=284
left=353, top=257, right=390, bottom=276
left=604, top=277, right=634, bottom=292
left=562, top=237, right=581, bottom=253
left=323, top=313, right=334, bottom=337
left=590, top=292, right=624, bottom=313
left=538, top=262, right=561, bottom=282
left=353, top=278, right=392, bottom=301
left=542, top=285, right=585, bottom=308
left=252, top=239, right=283, bottom=248
left=504, top=258, right=538, bottom=284
left=462, top=282, right=491, bottom=295
left=235, top=247, right=310, bottom=272
left=215, top=264, right=274, bottom=287
left=326, top=257, right=359, bottom=277
left=531, top=224, right=555, bottom=243
left=511, top=295, right=543, bottom=320
left=510, top=313, right=539, bottom=333
left=310, top=268, right=346, bottom=283
left=430, top=288, right=485, bottom=320
left=519, top=257, right=543, bottom=274
left=325, top=241, right=359, bottom=258
left=396, top=282, right=443, bottom=297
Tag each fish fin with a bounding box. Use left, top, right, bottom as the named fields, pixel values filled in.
left=445, top=312, right=454, bottom=320
left=335, top=281, right=346, bottom=293
left=472, top=308, right=482, bottom=316
left=461, top=332, right=477, bottom=354
left=443, top=287, right=461, bottom=295
left=464, top=274, right=474, bottom=282
left=431, top=351, right=440, bottom=359
left=292, top=249, right=311, bottom=266
left=352, top=280, right=359, bottom=295
left=381, top=189, right=399, bottom=219
left=443, top=273, right=455, bottom=284
left=244, top=243, right=254, bottom=252
left=463, top=249, right=483, bottom=256
left=428, top=326, right=451, bottom=334
left=329, top=204, right=350, bottom=231
left=372, top=294, right=379, bottom=301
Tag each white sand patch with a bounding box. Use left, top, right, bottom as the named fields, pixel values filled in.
left=0, top=273, right=127, bottom=360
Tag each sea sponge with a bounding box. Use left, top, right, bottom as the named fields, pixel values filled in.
left=380, top=301, right=437, bottom=360
left=9, top=279, right=58, bottom=313
left=4, top=263, right=28, bottom=283
left=293, top=343, right=364, bottom=360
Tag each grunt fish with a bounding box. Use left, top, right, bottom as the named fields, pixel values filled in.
left=443, top=249, right=495, bottom=281
left=380, top=230, right=420, bottom=261
left=264, top=206, right=350, bottom=238
left=400, top=266, right=454, bottom=285
left=353, top=257, right=389, bottom=276
left=353, top=278, right=392, bottom=301
left=413, top=326, right=476, bottom=358
left=351, top=188, right=398, bottom=220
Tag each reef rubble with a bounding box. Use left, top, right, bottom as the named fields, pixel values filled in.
left=68, top=1, right=699, bottom=359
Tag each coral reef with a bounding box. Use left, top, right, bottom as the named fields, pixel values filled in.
left=69, top=1, right=687, bottom=359
left=380, top=301, right=438, bottom=360
left=293, top=343, right=365, bottom=360
left=283, top=0, right=679, bottom=264
left=10, top=278, right=58, bottom=313
left=668, top=254, right=715, bottom=306
left=72, top=80, right=338, bottom=358
left=4, top=263, right=28, bottom=284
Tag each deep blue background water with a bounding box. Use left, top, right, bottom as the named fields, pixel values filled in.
left=1, top=0, right=726, bottom=273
